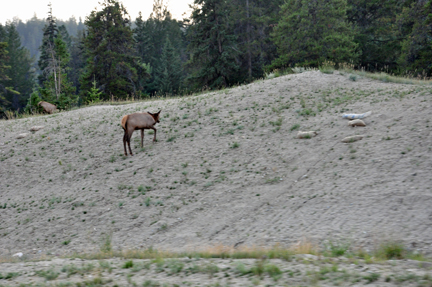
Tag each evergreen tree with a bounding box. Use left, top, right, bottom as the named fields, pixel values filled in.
left=0, top=24, right=6, bottom=40
left=398, top=0, right=432, bottom=77
left=155, top=37, right=183, bottom=95
left=229, top=0, right=283, bottom=82
left=186, top=0, right=239, bottom=90
left=347, top=0, right=407, bottom=72
left=269, top=0, right=358, bottom=70
left=85, top=76, right=103, bottom=104
left=15, top=15, right=46, bottom=59
left=40, top=36, right=76, bottom=109
left=134, top=12, right=153, bottom=95
left=68, top=30, right=86, bottom=95
left=36, top=5, right=76, bottom=109
left=14, top=15, right=84, bottom=60
left=81, top=0, right=149, bottom=100
left=24, top=90, right=43, bottom=114
left=58, top=25, right=72, bottom=50
left=38, top=3, right=58, bottom=85
left=0, top=41, right=11, bottom=113
left=134, top=0, right=185, bottom=95
left=2, top=24, right=34, bottom=111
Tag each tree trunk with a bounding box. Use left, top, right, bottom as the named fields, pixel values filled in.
left=246, top=0, right=252, bottom=80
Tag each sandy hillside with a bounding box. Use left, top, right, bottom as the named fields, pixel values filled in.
left=0, top=70, right=431, bottom=258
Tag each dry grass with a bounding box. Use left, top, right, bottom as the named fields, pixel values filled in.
left=290, top=238, right=320, bottom=255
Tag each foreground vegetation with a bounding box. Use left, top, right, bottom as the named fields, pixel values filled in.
left=1, top=241, right=431, bottom=287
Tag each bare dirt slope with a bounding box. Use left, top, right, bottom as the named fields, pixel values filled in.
left=1, top=71, right=431, bottom=257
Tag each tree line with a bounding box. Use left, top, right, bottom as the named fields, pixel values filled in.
left=1, top=0, right=431, bottom=117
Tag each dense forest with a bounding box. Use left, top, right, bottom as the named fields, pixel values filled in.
left=0, top=0, right=431, bottom=117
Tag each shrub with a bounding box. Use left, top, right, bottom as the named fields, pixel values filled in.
left=265, top=264, right=282, bottom=281
left=35, top=269, right=59, bottom=280
left=325, top=240, right=351, bottom=257
left=363, top=272, right=380, bottom=283
left=123, top=260, right=134, bottom=268
left=100, top=234, right=112, bottom=253
left=24, top=90, right=43, bottom=114
left=375, top=241, right=405, bottom=260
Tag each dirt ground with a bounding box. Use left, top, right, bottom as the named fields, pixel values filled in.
left=0, top=70, right=432, bottom=261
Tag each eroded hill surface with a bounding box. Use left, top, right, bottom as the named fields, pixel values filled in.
left=1, top=71, right=431, bottom=257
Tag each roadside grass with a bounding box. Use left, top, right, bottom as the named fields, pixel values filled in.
left=371, top=240, right=424, bottom=261
left=1, top=240, right=428, bottom=263
left=0, top=242, right=431, bottom=287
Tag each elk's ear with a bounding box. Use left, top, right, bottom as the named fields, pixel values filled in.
left=148, top=111, right=153, bottom=115
left=156, top=110, right=161, bottom=115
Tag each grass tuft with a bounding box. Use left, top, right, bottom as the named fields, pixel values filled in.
left=374, top=241, right=405, bottom=260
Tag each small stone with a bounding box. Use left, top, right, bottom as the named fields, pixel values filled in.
left=341, top=135, right=363, bottom=143
left=30, top=126, right=44, bottom=132
left=16, top=133, right=29, bottom=139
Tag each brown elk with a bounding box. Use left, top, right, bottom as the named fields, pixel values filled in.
left=121, top=110, right=161, bottom=156
left=38, top=101, right=57, bottom=114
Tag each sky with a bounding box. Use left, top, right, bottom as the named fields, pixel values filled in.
left=1, top=0, right=194, bottom=24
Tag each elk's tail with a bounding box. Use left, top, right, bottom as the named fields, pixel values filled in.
left=121, top=115, right=128, bottom=131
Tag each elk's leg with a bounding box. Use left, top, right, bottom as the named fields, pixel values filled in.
left=152, top=127, right=157, bottom=142
left=141, top=129, right=144, bottom=148
left=123, top=131, right=128, bottom=156
left=127, top=130, right=134, bottom=156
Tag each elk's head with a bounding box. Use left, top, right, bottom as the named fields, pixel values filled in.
left=149, top=110, right=161, bottom=123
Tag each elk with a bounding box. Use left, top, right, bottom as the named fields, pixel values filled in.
left=38, top=101, right=57, bottom=114
left=121, top=110, right=161, bottom=156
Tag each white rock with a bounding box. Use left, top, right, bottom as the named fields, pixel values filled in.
left=341, top=135, right=363, bottom=143
left=297, top=131, right=318, bottom=139
left=16, top=133, right=29, bottom=139
left=30, top=126, right=44, bottom=132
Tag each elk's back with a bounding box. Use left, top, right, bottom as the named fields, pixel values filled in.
left=127, top=113, right=156, bottom=129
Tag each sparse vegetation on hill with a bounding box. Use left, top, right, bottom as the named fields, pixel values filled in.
left=0, top=70, right=431, bottom=285
left=2, top=0, right=432, bottom=118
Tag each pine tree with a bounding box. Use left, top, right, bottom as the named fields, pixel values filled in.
left=398, top=0, right=432, bottom=77
left=85, top=76, right=103, bottom=104
left=15, top=15, right=46, bottom=59
left=155, top=37, right=183, bottom=95
left=36, top=5, right=76, bottom=110
left=58, top=25, right=72, bottom=50
left=229, top=0, right=284, bottom=82
left=2, top=24, right=34, bottom=111
left=347, top=0, right=407, bottom=72
left=81, top=0, right=149, bottom=100
left=134, top=12, right=153, bottom=95
left=0, top=24, right=34, bottom=113
left=187, top=0, right=239, bottom=90
left=68, top=30, right=86, bottom=95
left=40, top=36, right=76, bottom=109
left=269, top=0, right=358, bottom=70
left=0, top=24, right=6, bottom=40
left=38, top=3, right=58, bottom=85
left=134, top=0, right=185, bottom=95
left=0, top=41, right=11, bottom=113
